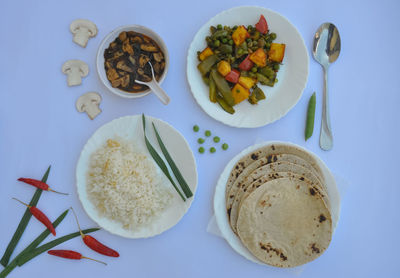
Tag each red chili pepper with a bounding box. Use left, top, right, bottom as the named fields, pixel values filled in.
left=18, top=178, right=68, bottom=195
left=225, top=69, right=240, bottom=83
left=238, top=55, right=254, bottom=71
left=12, top=198, right=56, bottom=236
left=255, top=15, right=269, bottom=34
left=70, top=207, right=119, bottom=257
left=48, top=250, right=107, bottom=265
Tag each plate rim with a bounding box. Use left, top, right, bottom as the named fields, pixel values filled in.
left=186, top=5, right=309, bottom=128
left=76, top=115, right=198, bottom=238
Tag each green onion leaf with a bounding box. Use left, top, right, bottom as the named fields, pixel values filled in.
left=0, top=165, right=51, bottom=267
left=142, top=115, right=186, bottom=201
left=16, top=228, right=100, bottom=267
left=152, top=122, right=193, bottom=198
left=0, top=209, right=69, bottom=278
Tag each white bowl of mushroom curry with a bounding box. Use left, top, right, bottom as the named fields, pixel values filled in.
left=96, top=25, right=169, bottom=99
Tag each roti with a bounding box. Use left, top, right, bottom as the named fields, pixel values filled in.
left=225, top=143, right=325, bottom=200
left=226, top=153, right=324, bottom=223
left=236, top=178, right=332, bottom=268
left=229, top=164, right=329, bottom=234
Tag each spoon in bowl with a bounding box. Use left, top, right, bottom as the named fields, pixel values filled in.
left=135, top=62, right=170, bottom=105
left=312, top=23, right=341, bottom=150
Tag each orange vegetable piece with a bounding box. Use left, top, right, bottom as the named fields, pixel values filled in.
left=238, top=76, right=256, bottom=89
left=268, top=43, right=286, bottom=63
left=249, top=48, right=267, bottom=67
left=199, top=47, right=214, bottom=61
left=232, top=26, right=250, bottom=46
left=217, top=61, right=231, bottom=76
left=231, top=83, right=250, bottom=104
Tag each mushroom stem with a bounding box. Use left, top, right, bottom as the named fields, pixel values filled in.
left=85, top=104, right=101, bottom=120
left=73, top=29, right=91, bottom=48
left=67, top=67, right=85, bottom=86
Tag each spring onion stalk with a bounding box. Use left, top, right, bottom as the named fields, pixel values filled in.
left=152, top=123, right=193, bottom=198
left=0, top=166, right=51, bottom=267
left=142, top=115, right=186, bottom=201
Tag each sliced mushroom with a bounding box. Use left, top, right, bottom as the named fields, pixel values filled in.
left=62, top=60, right=89, bottom=86
left=107, top=68, right=119, bottom=81
left=70, top=19, right=97, bottom=48
left=131, top=36, right=143, bottom=43
left=122, top=40, right=134, bottom=55
left=139, top=54, right=150, bottom=68
left=76, top=92, right=102, bottom=120
left=140, top=43, right=158, bottom=52
left=153, top=62, right=161, bottom=74
left=118, top=31, right=127, bottom=42
left=153, top=52, right=163, bottom=62
left=116, top=60, right=133, bottom=72
left=128, top=55, right=136, bottom=66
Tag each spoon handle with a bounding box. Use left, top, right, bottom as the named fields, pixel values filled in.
left=320, top=67, right=333, bottom=150
left=141, top=80, right=170, bottom=105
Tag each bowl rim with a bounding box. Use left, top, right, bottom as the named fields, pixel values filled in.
left=96, top=24, right=170, bottom=99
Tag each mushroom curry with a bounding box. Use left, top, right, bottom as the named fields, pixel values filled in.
left=104, top=31, right=165, bottom=93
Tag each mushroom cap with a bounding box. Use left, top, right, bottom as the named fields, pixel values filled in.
left=62, top=60, right=89, bottom=76
left=76, top=92, right=102, bottom=112
left=70, top=19, right=98, bottom=37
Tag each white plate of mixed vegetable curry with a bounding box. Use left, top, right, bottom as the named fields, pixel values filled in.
left=187, top=6, right=309, bottom=128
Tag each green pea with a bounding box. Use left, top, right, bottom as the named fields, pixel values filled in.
left=251, top=67, right=257, bottom=73
left=273, top=64, right=280, bottom=71
left=246, top=38, right=252, bottom=43
left=270, top=33, right=277, bottom=40
left=193, top=125, right=199, bottom=132
left=305, top=92, right=316, bottom=141
left=228, top=39, right=233, bottom=45
left=214, top=40, right=220, bottom=47
left=247, top=25, right=252, bottom=31
left=222, top=38, right=228, bottom=43
left=210, top=147, right=216, bottom=153
left=233, top=25, right=238, bottom=29
left=197, top=138, right=205, bottom=144
left=198, top=147, right=205, bottom=153
left=237, top=48, right=243, bottom=55
left=265, top=42, right=271, bottom=48
left=213, top=136, right=220, bottom=143
left=205, top=130, right=211, bottom=137
left=217, top=24, right=222, bottom=30
left=222, top=143, right=229, bottom=150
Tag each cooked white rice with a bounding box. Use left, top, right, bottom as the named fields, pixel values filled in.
left=87, top=137, right=172, bottom=229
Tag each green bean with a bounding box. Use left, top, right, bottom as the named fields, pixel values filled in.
left=253, top=86, right=266, bottom=100
left=305, top=92, right=316, bottom=141
left=202, top=76, right=210, bottom=86
left=209, top=75, right=217, bottom=103
left=197, top=55, right=218, bottom=76
left=210, top=69, right=235, bottom=106
left=0, top=166, right=51, bottom=267
left=219, top=44, right=232, bottom=54
left=211, top=30, right=228, bottom=39
left=256, top=73, right=275, bottom=87
left=248, top=93, right=258, bottom=105
left=216, top=96, right=235, bottom=114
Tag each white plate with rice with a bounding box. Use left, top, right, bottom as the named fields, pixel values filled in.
left=76, top=115, right=198, bottom=238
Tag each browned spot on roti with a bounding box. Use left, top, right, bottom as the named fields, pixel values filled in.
left=280, top=253, right=288, bottom=261
left=299, top=176, right=305, bottom=181
left=309, top=188, right=316, bottom=195
left=267, top=155, right=273, bottom=163
left=227, top=208, right=231, bottom=217
left=251, top=153, right=259, bottom=160
left=319, top=214, right=327, bottom=223
left=273, top=155, right=278, bottom=162
left=310, top=243, right=320, bottom=254
left=271, top=145, right=276, bottom=150
left=296, top=185, right=300, bottom=189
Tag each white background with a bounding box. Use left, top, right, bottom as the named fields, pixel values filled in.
left=0, top=0, right=399, bottom=277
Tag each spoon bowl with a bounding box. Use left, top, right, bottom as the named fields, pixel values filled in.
left=312, top=23, right=341, bottom=150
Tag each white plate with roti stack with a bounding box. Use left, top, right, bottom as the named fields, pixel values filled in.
left=214, top=141, right=340, bottom=267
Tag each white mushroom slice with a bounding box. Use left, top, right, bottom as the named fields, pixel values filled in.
left=70, top=19, right=98, bottom=48
left=62, top=60, right=89, bottom=86
left=76, top=92, right=102, bottom=120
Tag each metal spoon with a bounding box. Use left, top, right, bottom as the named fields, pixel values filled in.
left=312, top=23, right=341, bottom=150
left=135, top=62, right=170, bottom=105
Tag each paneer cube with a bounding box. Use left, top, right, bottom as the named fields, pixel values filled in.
left=268, top=43, right=286, bottom=63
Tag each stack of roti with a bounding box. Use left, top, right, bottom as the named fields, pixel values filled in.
left=225, top=143, right=332, bottom=267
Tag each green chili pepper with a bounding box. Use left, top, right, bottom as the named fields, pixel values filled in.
left=305, top=92, right=316, bottom=141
